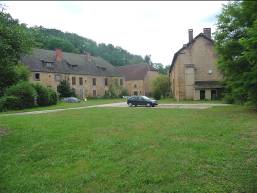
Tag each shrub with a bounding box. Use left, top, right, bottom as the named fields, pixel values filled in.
left=119, top=88, right=129, bottom=98
left=33, top=84, right=50, bottom=106
left=57, top=80, right=76, bottom=98
left=153, top=89, right=161, bottom=100
left=5, top=81, right=37, bottom=109
left=48, top=88, right=57, bottom=105
left=0, top=96, right=22, bottom=111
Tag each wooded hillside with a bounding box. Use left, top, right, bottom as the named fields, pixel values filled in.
left=29, top=26, right=144, bottom=66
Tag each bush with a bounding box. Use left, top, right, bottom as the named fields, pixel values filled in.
left=119, top=88, right=129, bottom=98
left=57, top=80, right=76, bottom=98
left=48, top=88, right=57, bottom=105
left=0, top=96, right=22, bottom=111
left=33, top=84, right=50, bottom=106
left=152, top=75, right=170, bottom=99
left=5, top=81, right=37, bottom=109
left=153, top=89, right=161, bottom=100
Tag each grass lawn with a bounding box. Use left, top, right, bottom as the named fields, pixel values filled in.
left=0, top=105, right=256, bottom=193
left=0, top=98, right=126, bottom=115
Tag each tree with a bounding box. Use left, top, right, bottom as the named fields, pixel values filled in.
left=152, top=75, right=170, bottom=99
left=214, top=1, right=257, bottom=106
left=152, top=63, right=171, bottom=75
left=144, top=55, right=152, bottom=65
left=0, top=8, right=34, bottom=96
left=57, top=80, right=76, bottom=98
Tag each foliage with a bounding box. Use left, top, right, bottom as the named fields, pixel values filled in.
left=0, top=95, right=21, bottom=111
left=13, top=64, right=30, bottom=82
left=33, top=84, right=52, bottom=106
left=153, top=89, right=161, bottom=100
left=152, top=75, right=170, bottom=99
left=57, top=80, right=76, bottom=98
left=104, top=80, right=123, bottom=98
left=47, top=88, right=57, bottom=105
left=214, top=1, right=257, bottom=107
left=5, top=81, right=37, bottom=109
left=29, top=26, right=144, bottom=66
left=0, top=9, right=34, bottom=96
left=119, top=87, right=129, bottom=98
left=152, top=63, right=170, bottom=75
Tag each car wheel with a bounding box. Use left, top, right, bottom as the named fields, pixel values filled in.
left=152, top=104, right=155, bottom=107
left=128, top=103, right=133, bottom=107
left=146, top=103, right=151, bottom=107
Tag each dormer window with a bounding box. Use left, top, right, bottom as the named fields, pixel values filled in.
left=46, top=62, right=52, bottom=68
left=96, top=66, right=106, bottom=71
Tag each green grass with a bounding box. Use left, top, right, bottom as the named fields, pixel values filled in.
left=0, top=106, right=256, bottom=193
left=0, top=98, right=126, bottom=115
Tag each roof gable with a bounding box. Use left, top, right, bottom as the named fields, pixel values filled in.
left=169, top=33, right=214, bottom=73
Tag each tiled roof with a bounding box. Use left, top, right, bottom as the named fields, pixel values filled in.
left=116, top=63, right=157, bottom=81
left=21, top=48, right=123, bottom=77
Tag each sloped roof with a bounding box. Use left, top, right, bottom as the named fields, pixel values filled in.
left=21, top=48, right=123, bottom=77
left=116, top=63, right=157, bottom=81
left=169, top=33, right=214, bottom=73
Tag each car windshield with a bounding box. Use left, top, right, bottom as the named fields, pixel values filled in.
left=142, top=96, right=151, bottom=100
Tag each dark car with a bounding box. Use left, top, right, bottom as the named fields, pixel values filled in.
left=127, top=96, right=158, bottom=107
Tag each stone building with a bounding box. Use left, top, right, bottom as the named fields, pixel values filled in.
left=169, top=28, right=223, bottom=100
left=21, top=48, right=125, bottom=98
left=117, top=63, right=159, bottom=96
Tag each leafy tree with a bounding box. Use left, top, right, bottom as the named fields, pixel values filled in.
left=57, top=80, right=76, bottom=98
left=29, top=26, right=144, bottom=67
left=153, top=63, right=170, bottom=75
left=144, top=55, right=152, bottom=65
left=0, top=7, right=34, bottom=96
left=152, top=75, right=170, bottom=99
left=215, top=1, right=257, bottom=106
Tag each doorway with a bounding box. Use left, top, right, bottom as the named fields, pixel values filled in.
left=200, top=90, right=205, bottom=100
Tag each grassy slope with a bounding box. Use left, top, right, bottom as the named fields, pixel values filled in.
left=0, top=106, right=256, bottom=193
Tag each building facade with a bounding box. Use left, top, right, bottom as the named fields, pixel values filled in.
left=117, top=63, right=159, bottom=96
left=21, top=48, right=125, bottom=98
left=169, top=28, right=223, bottom=100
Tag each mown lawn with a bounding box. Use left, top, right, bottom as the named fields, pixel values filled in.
left=0, top=106, right=256, bottom=193
left=0, top=98, right=126, bottom=115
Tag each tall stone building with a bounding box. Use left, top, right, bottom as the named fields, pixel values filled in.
left=21, top=48, right=125, bottom=98
left=169, top=28, right=223, bottom=100
left=117, top=63, right=159, bottom=96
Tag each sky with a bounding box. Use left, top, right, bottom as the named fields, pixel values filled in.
left=2, top=1, right=227, bottom=66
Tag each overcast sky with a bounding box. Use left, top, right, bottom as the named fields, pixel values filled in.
left=3, top=1, right=227, bottom=66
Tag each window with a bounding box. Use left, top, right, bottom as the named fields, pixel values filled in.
left=55, top=74, right=61, bottom=81
left=120, top=79, right=123, bottom=86
left=134, top=91, right=138, bottom=95
left=72, top=77, right=76, bottom=85
left=34, top=73, right=40, bottom=81
left=79, top=77, right=83, bottom=85
left=93, top=90, right=96, bottom=97
left=46, top=62, right=52, bottom=68
left=105, top=78, right=108, bottom=86
left=93, top=78, right=96, bottom=86
left=134, top=84, right=137, bottom=88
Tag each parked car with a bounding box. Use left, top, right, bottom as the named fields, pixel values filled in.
left=61, top=97, right=81, bottom=103
left=127, top=96, right=158, bottom=107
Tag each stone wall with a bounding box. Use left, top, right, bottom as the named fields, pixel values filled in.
left=170, top=36, right=222, bottom=100
left=125, top=80, right=145, bottom=96
left=29, top=72, right=125, bottom=98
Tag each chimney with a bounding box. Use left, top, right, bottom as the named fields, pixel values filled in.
left=85, top=52, right=92, bottom=62
left=55, top=48, right=63, bottom=62
left=188, top=29, right=193, bottom=42
left=203, top=28, right=211, bottom=39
